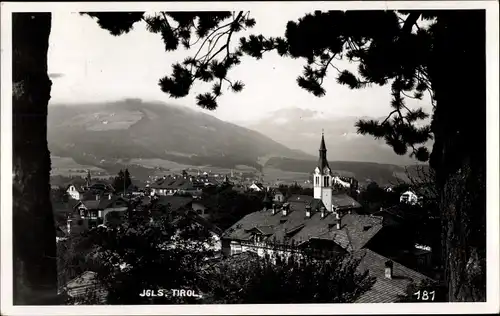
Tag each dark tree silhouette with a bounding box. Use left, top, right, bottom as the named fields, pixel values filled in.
left=12, top=11, right=254, bottom=304
left=13, top=13, right=59, bottom=305
left=112, top=169, right=132, bottom=194
left=59, top=206, right=217, bottom=305
left=13, top=9, right=486, bottom=303
left=202, top=251, right=375, bottom=304
left=235, top=10, right=486, bottom=302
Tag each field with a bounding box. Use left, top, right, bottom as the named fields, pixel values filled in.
left=50, top=156, right=108, bottom=177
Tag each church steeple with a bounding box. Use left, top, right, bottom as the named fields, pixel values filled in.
left=85, top=169, right=92, bottom=188
left=318, top=130, right=330, bottom=172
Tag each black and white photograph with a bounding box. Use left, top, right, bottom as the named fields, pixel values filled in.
left=1, top=1, right=499, bottom=314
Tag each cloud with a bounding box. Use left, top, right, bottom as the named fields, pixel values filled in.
left=49, top=73, right=65, bottom=79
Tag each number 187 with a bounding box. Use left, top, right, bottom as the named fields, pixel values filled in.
left=413, top=290, right=435, bottom=301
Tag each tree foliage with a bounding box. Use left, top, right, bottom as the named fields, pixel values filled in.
left=202, top=251, right=375, bottom=304
left=61, top=200, right=375, bottom=305
left=202, top=185, right=263, bottom=230
left=84, top=11, right=255, bottom=110
left=112, top=168, right=132, bottom=193
left=61, top=202, right=217, bottom=304
left=15, top=9, right=485, bottom=304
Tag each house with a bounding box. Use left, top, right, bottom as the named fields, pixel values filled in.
left=221, top=193, right=387, bottom=258
left=192, top=201, right=209, bottom=218
left=66, top=184, right=85, bottom=200
left=249, top=182, right=265, bottom=192
left=331, top=193, right=363, bottom=214
left=126, top=184, right=144, bottom=197
left=150, top=176, right=202, bottom=196
left=99, top=196, right=129, bottom=225
left=87, top=181, right=115, bottom=194
left=272, top=190, right=285, bottom=203
left=354, top=249, right=433, bottom=303
left=400, top=190, right=419, bottom=205
left=71, top=195, right=129, bottom=229
left=59, top=271, right=107, bottom=304
left=232, top=184, right=247, bottom=194
left=220, top=132, right=433, bottom=302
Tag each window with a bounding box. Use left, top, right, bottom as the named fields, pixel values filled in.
left=325, top=176, right=330, bottom=187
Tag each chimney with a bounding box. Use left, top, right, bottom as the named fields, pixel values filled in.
left=335, top=212, right=340, bottom=220
left=336, top=221, right=341, bottom=230
left=66, top=219, right=72, bottom=235
left=305, top=206, right=311, bottom=218
left=96, top=195, right=99, bottom=201
left=385, top=260, right=393, bottom=279
left=108, top=193, right=112, bottom=200
left=272, top=204, right=277, bottom=215
left=282, top=203, right=289, bottom=216
left=320, top=208, right=326, bottom=218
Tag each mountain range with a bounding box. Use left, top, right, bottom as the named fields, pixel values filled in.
left=48, top=99, right=428, bottom=185
left=241, top=107, right=429, bottom=166
left=48, top=99, right=312, bottom=171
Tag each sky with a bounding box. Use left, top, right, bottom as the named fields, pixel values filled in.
left=48, top=10, right=433, bottom=124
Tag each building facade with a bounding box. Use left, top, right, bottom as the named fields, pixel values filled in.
left=313, top=132, right=335, bottom=213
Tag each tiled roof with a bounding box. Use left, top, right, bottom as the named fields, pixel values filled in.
left=97, top=196, right=129, bottom=210
left=62, top=271, right=107, bottom=304
left=76, top=200, right=100, bottom=210
left=151, top=178, right=195, bottom=190
left=354, top=249, right=433, bottom=303
left=222, top=197, right=384, bottom=252
left=331, top=193, right=362, bottom=210
left=81, top=191, right=101, bottom=201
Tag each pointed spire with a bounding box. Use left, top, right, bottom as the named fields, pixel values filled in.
left=320, top=129, right=327, bottom=151
left=318, top=130, right=330, bottom=172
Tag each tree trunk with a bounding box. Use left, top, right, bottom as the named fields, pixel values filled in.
left=12, top=13, right=59, bottom=305
left=429, top=10, right=486, bottom=302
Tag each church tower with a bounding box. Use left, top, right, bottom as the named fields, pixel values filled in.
left=85, top=169, right=92, bottom=189
left=313, top=131, right=333, bottom=213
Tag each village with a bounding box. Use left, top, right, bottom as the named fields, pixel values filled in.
left=52, top=133, right=440, bottom=304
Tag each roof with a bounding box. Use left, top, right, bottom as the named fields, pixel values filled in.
left=62, top=271, right=107, bottom=303
left=66, top=184, right=85, bottom=193
left=150, top=177, right=195, bottom=190
left=97, top=196, right=129, bottom=210
left=222, top=200, right=384, bottom=252
left=354, top=249, right=433, bottom=303
left=88, top=182, right=114, bottom=192
left=331, top=193, right=363, bottom=210
left=185, top=210, right=223, bottom=236
left=318, top=133, right=330, bottom=172
left=80, top=191, right=102, bottom=201
left=250, top=183, right=265, bottom=190
left=75, top=200, right=101, bottom=210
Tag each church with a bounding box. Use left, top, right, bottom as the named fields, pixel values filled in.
left=313, top=132, right=360, bottom=215
left=221, top=132, right=369, bottom=259
left=220, top=132, right=434, bottom=303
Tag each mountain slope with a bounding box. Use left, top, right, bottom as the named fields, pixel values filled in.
left=243, top=107, right=432, bottom=166
left=47, top=99, right=313, bottom=172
